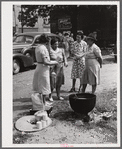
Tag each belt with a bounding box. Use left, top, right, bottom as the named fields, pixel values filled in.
left=86, top=58, right=96, bottom=59
left=37, top=62, right=44, bottom=64
left=58, top=61, right=64, bottom=64
left=37, top=61, right=64, bottom=64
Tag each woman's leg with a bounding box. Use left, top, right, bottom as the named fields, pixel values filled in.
left=56, top=86, right=60, bottom=99
left=69, top=78, right=76, bottom=92
left=42, top=95, right=46, bottom=105
left=56, top=85, right=60, bottom=99
left=81, top=84, right=87, bottom=93
left=72, top=78, right=76, bottom=89
left=79, top=78, right=82, bottom=92
left=56, top=85, right=64, bottom=100
left=92, top=85, right=97, bottom=94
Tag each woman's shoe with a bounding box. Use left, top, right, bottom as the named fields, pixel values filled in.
left=58, top=97, right=64, bottom=100
left=49, top=97, right=53, bottom=102
left=46, top=106, right=53, bottom=117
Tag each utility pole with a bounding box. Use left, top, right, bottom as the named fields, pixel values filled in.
left=21, top=5, right=23, bottom=33
left=13, top=5, right=16, bottom=34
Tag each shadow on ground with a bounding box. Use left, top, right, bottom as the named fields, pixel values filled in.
left=13, top=65, right=36, bottom=75
left=103, top=56, right=116, bottom=64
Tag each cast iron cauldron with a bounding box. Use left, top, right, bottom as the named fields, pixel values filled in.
left=69, top=93, right=96, bottom=115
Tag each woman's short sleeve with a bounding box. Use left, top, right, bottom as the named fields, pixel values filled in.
left=93, top=45, right=102, bottom=58
left=40, top=46, right=49, bottom=59
left=83, top=41, right=87, bottom=53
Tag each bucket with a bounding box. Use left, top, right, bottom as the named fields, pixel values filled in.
left=69, top=93, right=96, bottom=114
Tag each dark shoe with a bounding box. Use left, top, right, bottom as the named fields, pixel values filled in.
left=69, top=88, right=75, bottom=92
left=29, top=109, right=38, bottom=115
left=46, top=106, right=53, bottom=117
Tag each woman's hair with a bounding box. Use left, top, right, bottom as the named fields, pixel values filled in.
left=77, top=31, right=84, bottom=39
left=64, top=32, right=69, bottom=37
left=51, top=37, right=58, bottom=45
left=38, top=34, right=49, bottom=44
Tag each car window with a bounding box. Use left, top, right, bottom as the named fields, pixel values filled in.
left=34, top=36, right=40, bottom=44
left=14, top=35, right=34, bottom=44
left=25, top=36, right=33, bottom=44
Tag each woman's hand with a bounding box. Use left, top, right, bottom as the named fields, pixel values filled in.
left=97, top=57, right=102, bottom=68
left=54, top=61, right=58, bottom=65
left=75, top=53, right=85, bottom=59
left=64, top=62, right=68, bottom=67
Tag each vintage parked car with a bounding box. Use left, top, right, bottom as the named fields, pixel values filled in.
left=13, top=32, right=61, bottom=74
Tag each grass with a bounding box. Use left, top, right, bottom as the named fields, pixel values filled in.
left=96, top=88, right=117, bottom=113
left=13, top=132, right=33, bottom=144
left=95, top=87, right=117, bottom=140
left=13, top=87, right=117, bottom=144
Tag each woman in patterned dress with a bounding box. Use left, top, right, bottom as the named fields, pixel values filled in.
left=49, top=38, right=68, bottom=100
left=69, top=31, right=87, bottom=92
left=33, top=34, right=58, bottom=106
left=80, top=33, right=102, bottom=94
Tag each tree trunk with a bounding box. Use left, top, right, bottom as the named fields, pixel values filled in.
left=71, top=6, right=78, bottom=40
left=21, top=6, right=24, bottom=33
left=21, top=24, right=24, bottom=33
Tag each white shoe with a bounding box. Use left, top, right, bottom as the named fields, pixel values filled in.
left=49, top=97, right=53, bottom=102
left=59, top=97, right=64, bottom=100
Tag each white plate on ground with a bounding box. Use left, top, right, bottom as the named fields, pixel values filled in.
left=15, top=115, right=52, bottom=132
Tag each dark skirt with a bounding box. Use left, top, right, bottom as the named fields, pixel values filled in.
left=50, top=65, right=64, bottom=91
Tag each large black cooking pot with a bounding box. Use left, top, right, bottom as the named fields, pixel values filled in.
left=69, top=93, right=96, bottom=114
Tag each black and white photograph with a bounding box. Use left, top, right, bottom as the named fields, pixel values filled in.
left=2, top=1, right=120, bottom=147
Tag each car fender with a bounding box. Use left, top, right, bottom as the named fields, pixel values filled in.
left=13, top=53, right=33, bottom=67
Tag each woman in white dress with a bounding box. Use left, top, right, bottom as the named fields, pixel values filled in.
left=33, top=34, right=58, bottom=105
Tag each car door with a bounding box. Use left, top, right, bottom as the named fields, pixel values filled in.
left=31, top=36, right=41, bottom=62
left=23, top=35, right=40, bottom=63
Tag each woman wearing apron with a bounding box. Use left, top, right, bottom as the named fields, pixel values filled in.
left=80, top=33, right=102, bottom=94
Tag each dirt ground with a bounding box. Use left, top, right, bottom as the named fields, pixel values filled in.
left=13, top=55, right=118, bottom=145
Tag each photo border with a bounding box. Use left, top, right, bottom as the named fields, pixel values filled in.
left=1, top=0, right=121, bottom=148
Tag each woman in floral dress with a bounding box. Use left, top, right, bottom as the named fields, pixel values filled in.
left=69, top=31, right=87, bottom=92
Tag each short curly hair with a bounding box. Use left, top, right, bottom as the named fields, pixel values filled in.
left=38, top=34, right=49, bottom=44
left=77, top=31, right=84, bottom=39
left=51, top=37, right=58, bottom=45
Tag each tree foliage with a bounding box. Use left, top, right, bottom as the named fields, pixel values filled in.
left=17, top=5, right=117, bottom=28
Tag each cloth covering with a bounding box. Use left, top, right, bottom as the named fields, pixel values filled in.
left=80, top=43, right=102, bottom=85
left=33, top=44, right=51, bottom=95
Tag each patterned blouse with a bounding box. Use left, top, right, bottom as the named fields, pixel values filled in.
left=71, top=40, right=87, bottom=59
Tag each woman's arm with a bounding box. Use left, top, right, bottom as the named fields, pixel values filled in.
left=62, top=48, right=68, bottom=67
left=43, top=57, right=58, bottom=66
left=97, top=57, right=102, bottom=68
left=93, top=46, right=103, bottom=68
left=74, top=53, right=86, bottom=59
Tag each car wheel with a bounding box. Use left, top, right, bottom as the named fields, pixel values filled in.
left=13, top=59, right=21, bottom=74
